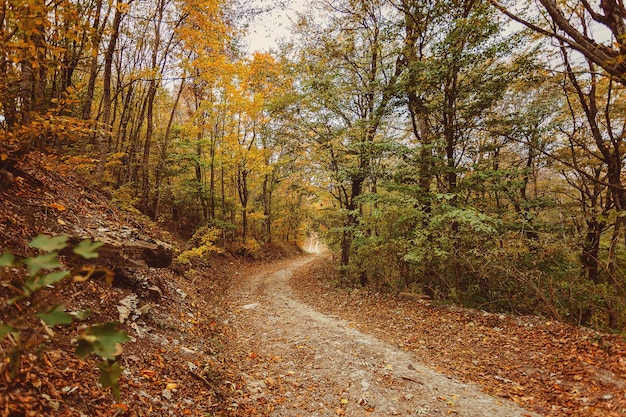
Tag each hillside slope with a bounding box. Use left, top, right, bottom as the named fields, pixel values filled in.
left=0, top=152, right=246, bottom=416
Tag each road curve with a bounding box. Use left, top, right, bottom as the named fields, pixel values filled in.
left=226, top=256, right=538, bottom=417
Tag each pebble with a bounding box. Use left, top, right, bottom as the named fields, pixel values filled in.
left=161, top=389, right=173, bottom=401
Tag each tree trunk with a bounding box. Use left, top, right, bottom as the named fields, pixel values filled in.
left=195, top=134, right=208, bottom=221
left=81, top=0, right=104, bottom=120
left=97, top=1, right=125, bottom=179
left=341, top=177, right=364, bottom=268
left=209, top=124, right=217, bottom=220
left=141, top=82, right=158, bottom=211
left=141, top=0, right=166, bottom=214
left=152, top=76, right=185, bottom=220
left=237, top=168, right=249, bottom=242
left=125, top=87, right=148, bottom=185
left=115, top=82, right=135, bottom=154
left=582, top=218, right=604, bottom=284
left=261, top=173, right=273, bottom=243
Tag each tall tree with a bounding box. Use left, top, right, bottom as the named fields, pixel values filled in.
left=298, top=0, right=401, bottom=269
left=96, top=0, right=129, bottom=178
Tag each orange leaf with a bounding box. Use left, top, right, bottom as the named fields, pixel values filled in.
left=50, top=202, right=66, bottom=211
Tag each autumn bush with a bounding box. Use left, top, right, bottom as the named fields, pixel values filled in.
left=178, top=225, right=224, bottom=264
left=228, top=238, right=263, bottom=259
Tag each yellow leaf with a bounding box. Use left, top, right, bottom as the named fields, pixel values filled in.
left=50, top=202, right=66, bottom=211
left=166, top=383, right=177, bottom=390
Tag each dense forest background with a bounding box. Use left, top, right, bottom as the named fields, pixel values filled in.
left=2, top=0, right=626, bottom=331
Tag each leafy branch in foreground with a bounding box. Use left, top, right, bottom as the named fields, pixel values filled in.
left=0, top=234, right=130, bottom=400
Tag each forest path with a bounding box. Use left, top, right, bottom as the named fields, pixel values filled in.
left=225, top=256, right=536, bottom=416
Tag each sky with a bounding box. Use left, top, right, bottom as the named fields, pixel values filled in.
left=244, top=0, right=310, bottom=53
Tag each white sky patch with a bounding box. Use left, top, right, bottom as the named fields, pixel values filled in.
left=244, top=0, right=310, bottom=53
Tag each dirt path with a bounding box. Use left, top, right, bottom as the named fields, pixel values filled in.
left=225, top=256, right=537, bottom=416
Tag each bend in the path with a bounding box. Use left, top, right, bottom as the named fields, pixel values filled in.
left=227, top=257, right=538, bottom=416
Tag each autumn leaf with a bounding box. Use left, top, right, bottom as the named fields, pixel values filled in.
left=49, top=202, right=67, bottom=211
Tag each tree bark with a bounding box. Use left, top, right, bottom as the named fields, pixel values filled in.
left=491, top=0, right=626, bottom=85
left=97, top=1, right=125, bottom=179
left=152, top=76, right=185, bottom=220
left=82, top=0, right=105, bottom=120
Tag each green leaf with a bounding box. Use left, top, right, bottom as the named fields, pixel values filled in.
left=37, top=305, right=74, bottom=326
left=19, top=270, right=69, bottom=298
left=40, top=270, right=70, bottom=287
left=0, top=323, right=18, bottom=341
left=97, top=361, right=124, bottom=401
left=29, top=235, right=69, bottom=252
left=23, top=253, right=62, bottom=276
left=73, top=240, right=104, bottom=259
left=75, top=337, right=95, bottom=359
left=21, top=276, right=42, bottom=297
left=77, top=323, right=130, bottom=360
left=72, top=309, right=92, bottom=320
left=6, top=295, right=23, bottom=305
left=9, top=347, right=20, bottom=380
left=0, top=253, right=16, bottom=267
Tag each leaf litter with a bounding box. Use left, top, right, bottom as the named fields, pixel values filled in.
left=287, top=256, right=626, bottom=417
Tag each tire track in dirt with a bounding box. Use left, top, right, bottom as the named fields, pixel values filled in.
left=226, top=256, right=538, bottom=416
